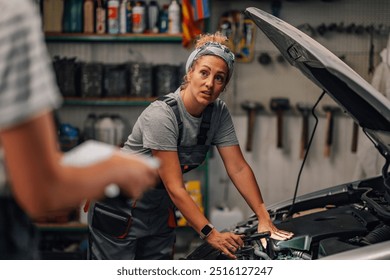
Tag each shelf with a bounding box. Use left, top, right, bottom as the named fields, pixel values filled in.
left=63, top=97, right=157, bottom=106
left=45, top=32, right=183, bottom=43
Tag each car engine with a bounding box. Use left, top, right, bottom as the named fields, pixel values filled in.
left=186, top=175, right=390, bottom=260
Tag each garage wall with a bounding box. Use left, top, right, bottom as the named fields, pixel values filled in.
left=208, top=0, right=390, bottom=220
left=48, top=0, right=390, bottom=221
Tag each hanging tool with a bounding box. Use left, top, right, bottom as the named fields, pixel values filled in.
left=323, top=105, right=340, bottom=157
left=351, top=121, right=359, bottom=153
left=368, top=25, right=375, bottom=75
left=241, top=101, right=264, bottom=152
left=296, top=103, right=312, bottom=159
left=270, top=98, right=290, bottom=149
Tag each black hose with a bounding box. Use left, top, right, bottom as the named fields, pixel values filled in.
left=291, top=250, right=312, bottom=260
left=361, top=225, right=390, bottom=245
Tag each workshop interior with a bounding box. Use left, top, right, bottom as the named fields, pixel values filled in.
left=36, top=0, right=389, bottom=260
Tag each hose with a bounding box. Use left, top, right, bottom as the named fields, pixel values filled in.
left=253, top=243, right=271, bottom=260
left=361, top=225, right=390, bottom=245
left=291, top=250, right=312, bottom=260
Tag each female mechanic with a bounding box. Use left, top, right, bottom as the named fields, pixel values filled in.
left=87, top=32, right=294, bottom=260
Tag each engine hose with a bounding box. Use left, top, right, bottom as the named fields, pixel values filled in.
left=252, top=243, right=271, bottom=260
left=362, top=225, right=390, bottom=245
left=291, top=250, right=312, bottom=260
left=253, top=247, right=271, bottom=260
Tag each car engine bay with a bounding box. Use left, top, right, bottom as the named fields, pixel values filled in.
left=186, top=175, right=390, bottom=260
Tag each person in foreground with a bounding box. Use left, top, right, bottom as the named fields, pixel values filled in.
left=88, top=32, right=294, bottom=260
left=0, top=0, right=158, bottom=260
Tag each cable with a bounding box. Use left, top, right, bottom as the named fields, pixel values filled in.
left=363, top=129, right=390, bottom=191
left=287, top=90, right=326, bottom=217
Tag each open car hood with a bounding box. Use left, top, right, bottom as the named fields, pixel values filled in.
left=244, top=7, right=390, bottom=161
left=185, top=8, right=390, bottom=260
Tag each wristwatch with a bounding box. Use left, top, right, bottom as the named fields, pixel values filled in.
left=200, top=224, right=214, bottom=239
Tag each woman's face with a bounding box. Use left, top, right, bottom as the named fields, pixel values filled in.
left=187, top=55, right=229, bottom=106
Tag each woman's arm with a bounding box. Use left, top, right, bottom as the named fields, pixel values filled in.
left=0, top=111, right=158, bottom=218
left=217, top=145, right=293, bottom=244
left=152, top=149, right=244, bottom=259
left=151, top=150, right=208, bottom=230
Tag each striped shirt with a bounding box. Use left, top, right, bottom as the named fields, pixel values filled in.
left=0, top=0, right=62, bottom=194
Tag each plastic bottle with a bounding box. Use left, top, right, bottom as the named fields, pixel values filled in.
left=95, top=0, right=106, bottom=34
left=148, top=1, right=159, bottom=33
left=168, top=0, right=180, bottom=34
left=119, top=0, right=129, bottom=34
left=83, top=0, right=94, bottom=33
left=159, top=4, right=169, bottom=33
left=95, top=114, right=116, bottom=145
left=83, top=113, right=97, bottom=141
left=108, top=0, right=120, bottom=34
left=132, top=1, right=145, bottom=33
left=111, top=114, right=126, bottom=146
left=63, top=0, right=83, bottom=33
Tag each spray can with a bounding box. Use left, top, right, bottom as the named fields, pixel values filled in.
left=168, top=0, right=180, bottom=34
left=132, top=1, right=145, bottom=33
left=108, top=0, right=120, bottom=34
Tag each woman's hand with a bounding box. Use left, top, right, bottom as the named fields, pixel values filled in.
left=205, top=230, right=244, bottom=259
left=257, top=219, right=294, bottom=248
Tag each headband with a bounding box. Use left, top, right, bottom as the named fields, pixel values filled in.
left=185, top=42, right=235, bottom=81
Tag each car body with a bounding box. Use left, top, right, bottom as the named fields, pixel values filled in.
left=186, top=7, right=390, bottom=260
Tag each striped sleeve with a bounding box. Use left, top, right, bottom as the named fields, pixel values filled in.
left=0, top=0, right=62, bottom=129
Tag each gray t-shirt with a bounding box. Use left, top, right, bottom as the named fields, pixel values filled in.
left=0, top=1, right=62, bottom=195
left=122, top=89, right=239, bottom=157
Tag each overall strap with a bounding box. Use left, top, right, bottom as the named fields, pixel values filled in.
left=197, top=103, right=214, bottom=145
left=158, top=96, right=183, bottom=145
left=158, top=95, right=214, bottom=145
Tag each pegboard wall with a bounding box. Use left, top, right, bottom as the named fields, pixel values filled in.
left=210, top=0, right=390, bottom=115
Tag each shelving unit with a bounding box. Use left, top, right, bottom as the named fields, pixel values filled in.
left=45, top=32, right=183, bottom=43
left=63, top=97, right=157, bottom=106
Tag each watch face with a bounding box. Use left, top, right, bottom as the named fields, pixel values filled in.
left=201, top=224, right=213, bottom=236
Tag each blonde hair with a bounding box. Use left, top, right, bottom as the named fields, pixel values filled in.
left=194, top=32, right=230, bottom=49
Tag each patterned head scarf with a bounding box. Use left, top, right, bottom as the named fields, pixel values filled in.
left=185, top=42, right=235, bottom=82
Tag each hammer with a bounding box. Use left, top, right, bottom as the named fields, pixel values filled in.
left=270, top=98, right=290, bottom=148
left=296, top=103, right=312, bottom=159
left=241, top=100, right=263, bottom=152
left=323, top=105, right=340, bottom=157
